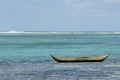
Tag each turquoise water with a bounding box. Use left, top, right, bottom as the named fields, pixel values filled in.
left=0, top=32, right=120, bottom=80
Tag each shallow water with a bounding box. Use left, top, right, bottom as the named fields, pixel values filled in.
left=0, top=32, right=120, bottom=80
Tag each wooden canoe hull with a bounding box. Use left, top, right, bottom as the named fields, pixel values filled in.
left=51, top=55, right=108, bottom=62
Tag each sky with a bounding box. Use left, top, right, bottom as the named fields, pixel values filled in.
left=0, top=0, right=120, bottom=31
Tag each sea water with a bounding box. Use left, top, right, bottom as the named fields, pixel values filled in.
left=0, top=32, right=120, bottom=80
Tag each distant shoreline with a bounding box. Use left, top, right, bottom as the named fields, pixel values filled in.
left=0, top=31, right=120, bottom=34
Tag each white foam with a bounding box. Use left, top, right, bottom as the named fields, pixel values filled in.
left=0, top=31, right=24, bottom=33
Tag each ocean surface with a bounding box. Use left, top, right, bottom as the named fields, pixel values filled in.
left=0, top=32, right=120, bottom=80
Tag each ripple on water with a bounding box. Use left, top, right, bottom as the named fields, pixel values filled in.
left=0, top=60, right=120, bottom=80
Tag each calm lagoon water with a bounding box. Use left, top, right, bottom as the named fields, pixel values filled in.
left=0, top=32, right=120, bottom=80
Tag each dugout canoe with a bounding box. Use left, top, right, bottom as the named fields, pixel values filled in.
left=51, top=55, right=108, bottom=62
